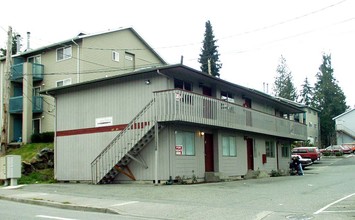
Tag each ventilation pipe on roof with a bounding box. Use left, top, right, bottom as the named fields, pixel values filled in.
left=16, top=34, right=21, bottom=54
left=26, top=32, right=31, bottom=50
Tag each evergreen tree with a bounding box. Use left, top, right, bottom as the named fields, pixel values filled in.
left=299, top=77, right=313, bottom=106
left=313, top=53, right=348, bottom=147
left=198, top=20, right=222, bottom=77
left=0, top=32, right=19, bottom=57
left=273, top=55, right=297, bottom=101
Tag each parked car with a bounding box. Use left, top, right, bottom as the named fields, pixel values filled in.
left=290, top=154, right=313, bottom=168
left=320, top=145, right=344, bottom=154
left=291, top=147, right=321, bottom=162
left=340, top=145, right=353, bottom=154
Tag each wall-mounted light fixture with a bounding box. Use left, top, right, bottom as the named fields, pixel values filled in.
left=145, top=79, right=151, bottom=85
left=198, top=131, right=205, bottom=136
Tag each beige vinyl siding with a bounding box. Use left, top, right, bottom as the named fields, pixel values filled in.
left=80, top=29, right=164, bottom=81
left=116, top=128, right=171, bottom=182
left=56, top=74, right=167, bottom=131
left=56, top=132, right=117, bottom=181
left=218, top=133, right=247, bottom=176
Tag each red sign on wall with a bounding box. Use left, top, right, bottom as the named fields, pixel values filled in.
left=175, top=145, right=183, bottom=155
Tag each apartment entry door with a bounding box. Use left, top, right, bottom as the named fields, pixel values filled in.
left=247, top=138, right=254, bottom=170
left=204, top=133, right=214, bottom=172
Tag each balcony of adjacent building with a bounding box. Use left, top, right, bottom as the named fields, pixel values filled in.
left=9, top=96, right=43, bottom=114
left=11, top=62, right=44, bottom=82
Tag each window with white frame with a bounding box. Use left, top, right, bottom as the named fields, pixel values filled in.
left=56, top=78, right=72, bottom=87
left=175, top=131, right=195, bottom=156
left=112, top=51, right=119, bottom=62
left=56, top=46, right=72, bottom=61
left=265, top=141, right=275, bottom=157
left=222, top=135, right=236, bottom=157
left=221, top=91, right=234, bottom=103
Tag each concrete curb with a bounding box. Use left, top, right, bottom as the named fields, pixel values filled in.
left=0, top=194, right=118, bottom=215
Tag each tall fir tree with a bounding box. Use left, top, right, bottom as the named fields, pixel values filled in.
left=198, top=20, right=222, bottom=77
left=0, top=32, right=19, bottom=57
left=299, top=77, right=313, bottom=106
left=313, top=53, right=348, bottom=147
left=273, top=55, right=297, bottom=101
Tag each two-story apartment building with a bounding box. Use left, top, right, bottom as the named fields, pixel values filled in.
left=43, top=64, right=307, bottom=184
left=0, top=28, right=166, bottom=143
left=276, top=97, right=321, bottom=146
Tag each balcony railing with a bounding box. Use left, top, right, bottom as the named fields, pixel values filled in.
left=9, top=96, right=43, bottom=113
left=154, top=89, right=307, bottom=140
left=11, top=63, right=44, bottom=82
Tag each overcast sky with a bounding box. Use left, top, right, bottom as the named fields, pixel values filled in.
left=1, top=0, right=354, bottom=108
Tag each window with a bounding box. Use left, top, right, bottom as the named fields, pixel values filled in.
left=222, top=135, right=236, bottom=157
left=281, top=145, right=290, bottom=157
left=175, top=131, right=195, bottom=156
left=174, top=79, right=192, bottom=91
left=56, top=78, right=72, bottom=87
left=265, top=141, right=275, bottom=157
left=33, top=87, right=41, bottom=96
left=32, top=118, right=41, bottom=134
left=56, top=46, right=72, bottom=61
left=221, top=91, right=234, bottom=103
left=112, top=51, right=119, bottom=62
left=28, top=55, right=41, bottom=64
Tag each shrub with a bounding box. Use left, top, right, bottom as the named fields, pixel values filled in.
left=322, top=151, right=331, bottom=156
left=31, top=132, right=54, bottom=143
left=270, top=170, right=281, bottom=177
left=335, top=151, right=343, bottom=157
left=31, top=133, right=41, bottom=143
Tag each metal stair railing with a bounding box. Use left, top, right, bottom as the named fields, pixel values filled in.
left=91, top=99, right=156, bottom=184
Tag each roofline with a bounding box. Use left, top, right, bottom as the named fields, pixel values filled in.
left=41, top=64, right=304, bottom=112
left=275, top=96, right=320, bottom=112
left=5, top=27, right=167, bottom=64
left=333, top=108, right=355, bottom=120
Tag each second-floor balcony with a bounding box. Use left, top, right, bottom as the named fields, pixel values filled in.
left=11, top=63, right=44, bottom=82
left=154, top=89, right=307, bottom=140
left=9, top=96, right=43, bottom=114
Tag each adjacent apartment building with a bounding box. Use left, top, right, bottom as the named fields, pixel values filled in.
left=333, top=108, right=355, bottom=146
left=43, top=64, right=308, bottom=184
left=0, top=28, right=167, bottom=143
left=276, top=97, right=321, bottom=146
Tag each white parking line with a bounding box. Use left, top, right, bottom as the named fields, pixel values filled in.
left=36, top=215, right=78, bottom=220
left=314, top=193, right=355, bottom=214
left=110, top=201, right=139, bottom=207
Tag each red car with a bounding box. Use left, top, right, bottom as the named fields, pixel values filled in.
left=320, top=145, right=350, bottom=154
left=291, top=147, right=321, bottom=162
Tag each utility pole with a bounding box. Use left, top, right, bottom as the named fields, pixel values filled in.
left=1, top=26, right=12, bottom=156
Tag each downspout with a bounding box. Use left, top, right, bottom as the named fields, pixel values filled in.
left=46, top=91, right=58, bottom=180
left=71, top=39, right=80, bottom=83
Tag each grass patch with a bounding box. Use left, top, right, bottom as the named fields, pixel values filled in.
left=7, top=143, right=53, bottom=162
left=5, top=143, right=55, bottom=184
left=18, top=168, right=56, bottom=184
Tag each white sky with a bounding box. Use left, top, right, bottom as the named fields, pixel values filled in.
left=1, top=0, right=354, bottom=107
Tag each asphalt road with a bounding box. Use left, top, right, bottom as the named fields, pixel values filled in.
left=1, top=155, right=354, bottom=220
left=0, top=199, right=146, bottom=220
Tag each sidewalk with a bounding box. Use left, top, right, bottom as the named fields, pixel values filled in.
left=3, top=181, right=269, bottom=219
left=0, top=183, right=188, bottom=219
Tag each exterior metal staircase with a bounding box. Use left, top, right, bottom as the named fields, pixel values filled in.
left=91, top=99, right=162, bottom=184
